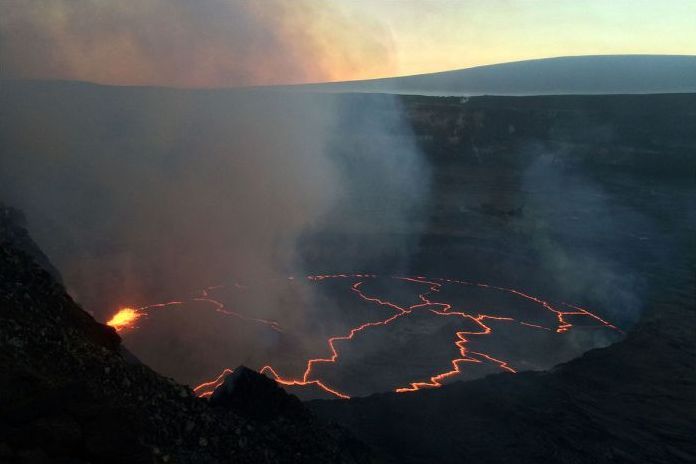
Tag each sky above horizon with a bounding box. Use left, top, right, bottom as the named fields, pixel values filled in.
left=1, top=0, right=695, bottom=87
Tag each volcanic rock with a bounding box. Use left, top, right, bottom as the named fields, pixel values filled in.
left=209, top=366, right=307, bottom=421
left=0, top=204, right=63, bottom=284
left=0, top=205, right=370, bottom=463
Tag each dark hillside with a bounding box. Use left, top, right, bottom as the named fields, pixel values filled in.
left=0, top=204, right=369, bottom=463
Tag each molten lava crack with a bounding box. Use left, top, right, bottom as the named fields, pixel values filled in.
left=107, top=273, right=621, bottom=399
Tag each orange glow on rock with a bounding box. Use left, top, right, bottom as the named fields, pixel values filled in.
left=193, top=368, right=234, bottom=399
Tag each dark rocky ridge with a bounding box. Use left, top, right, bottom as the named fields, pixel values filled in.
left=0, top=206, right=63, bottom=284
left=209, top=366, right=309, bottom=422
left=0, top=205, right=369, bottom=463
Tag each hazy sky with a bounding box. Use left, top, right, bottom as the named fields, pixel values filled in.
left=1, top=0, right=694, bottom=87
left=358, top=0, right=696, bottom=76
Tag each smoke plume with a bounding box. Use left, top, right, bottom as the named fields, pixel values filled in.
left=0, top=0, right=396, bottom=87
left=0, top=79, right=431, bottom=384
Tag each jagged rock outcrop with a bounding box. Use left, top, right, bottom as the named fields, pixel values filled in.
left=209, top=366, right=307, bottom=421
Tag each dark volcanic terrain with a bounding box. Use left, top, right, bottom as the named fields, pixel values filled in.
left=0, top=205, right=368, bottom=463
left=311, top=269, right=696, bottom=463
left=1, top=83, right=695, bottom=462
left=307, top=92, right=696, bottom=462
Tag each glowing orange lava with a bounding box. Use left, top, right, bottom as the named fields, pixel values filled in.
left=109, top=273, right=621, bottom=400
left=194, top=285, right=282, bottom=332
left=106, top=307, right=143, bottom=332
left=193, top=368, right=234, bottom=398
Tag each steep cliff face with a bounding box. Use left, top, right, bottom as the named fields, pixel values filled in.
left=0, top=205, right=63, bottom=284
left=0, top=205, right=369, bottom=463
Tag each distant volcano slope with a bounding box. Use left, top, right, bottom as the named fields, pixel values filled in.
left=291, top=55, right=696, bottom=95
left=0, top=204, right=369, bottom=463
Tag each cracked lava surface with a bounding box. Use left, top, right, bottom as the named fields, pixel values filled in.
left=107, top=274, right=621, bottom=399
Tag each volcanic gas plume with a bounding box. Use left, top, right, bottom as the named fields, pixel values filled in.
left=2, top=81, right=637, bottom=403
left=0, top=0, right=396, bottom=87
left=108, top=273, right=621, bottom=399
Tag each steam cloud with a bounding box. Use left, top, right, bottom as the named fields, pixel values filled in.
left=0, top=0, right=396, bottom=87
left=519, top=152, right=648, bottom=327
left=0, top=80, right=431, bottom=383
left=0, top=1, right=428, bottom=386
